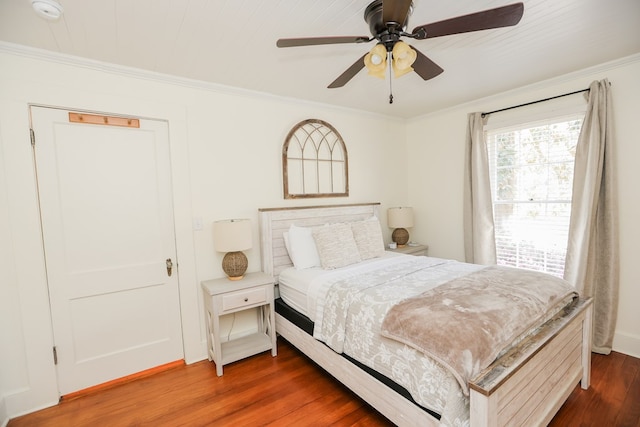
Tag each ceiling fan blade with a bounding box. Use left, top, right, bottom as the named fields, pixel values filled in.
left=410, top=47, right=444, bottom=81
left=412, top=2, right=524, bottom=39
left=328, top=53, right=367, bottom=88
left=277, top=36, right=369, bottom=48
left=382, top=0, right=413, bottom=27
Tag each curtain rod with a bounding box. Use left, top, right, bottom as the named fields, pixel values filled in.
left=481, top=87, right=590, bottom=118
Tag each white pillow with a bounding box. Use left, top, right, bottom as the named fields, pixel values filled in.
left=351, top=217, right=385, bottom=260
left=283, top=231, right=291, bottom=255
left=312, top=223, right=361, bottom=269
left=286, top=225, right=321, bottom=269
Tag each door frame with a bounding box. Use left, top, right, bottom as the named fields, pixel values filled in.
left=25, top=104, right=204, bottom=394
left=31, top=106, right=187, bottom=395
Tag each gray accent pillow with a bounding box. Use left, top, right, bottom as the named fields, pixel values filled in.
left=312, top=223, right=361, bottom=269
left=351, top=217, right=385, bottom=260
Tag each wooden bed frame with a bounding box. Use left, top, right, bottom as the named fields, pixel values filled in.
left=258, top=203, right=593, bottom=427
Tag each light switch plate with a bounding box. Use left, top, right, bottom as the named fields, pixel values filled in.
left=193, top=217, right=203, bottom=231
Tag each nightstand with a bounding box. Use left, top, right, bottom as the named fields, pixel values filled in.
left=387, top=243, right=429, bottom=257
left=201, top=272, right=277, bottom=376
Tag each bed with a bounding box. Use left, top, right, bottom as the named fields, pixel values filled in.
left=258, top=203, right=592, bottom=427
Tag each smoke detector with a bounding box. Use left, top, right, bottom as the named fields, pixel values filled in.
left=32, top=0, right=64, bottom=21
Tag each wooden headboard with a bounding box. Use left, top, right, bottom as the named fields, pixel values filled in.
left=258, top=203, right=381, bottom=282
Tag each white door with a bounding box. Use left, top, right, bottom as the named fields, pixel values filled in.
left=31, top=106, right=184, bottom=395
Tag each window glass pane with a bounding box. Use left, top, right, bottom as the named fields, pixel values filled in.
left=487, top=114, right=583, bottom=277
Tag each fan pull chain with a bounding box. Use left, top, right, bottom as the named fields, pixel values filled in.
left=388, top=52, right=393, bottom=104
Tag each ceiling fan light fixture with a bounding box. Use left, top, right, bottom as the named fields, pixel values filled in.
left=277, top=1, right=525, bottom=91
left=364, top=44, right=387, bottom=79
left=392, top=41, right=417, bottom=78
left=32, top=0, right=64, bottom=21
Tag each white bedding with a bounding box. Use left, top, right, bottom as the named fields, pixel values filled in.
left=278, top=252, right=405, bottom=320
left=277, top=269, right=313, bottom=316
left=279, top=253, right=486, bottom=426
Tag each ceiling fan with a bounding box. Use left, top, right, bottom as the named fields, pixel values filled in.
left=277, top=0, right=524, bottom=92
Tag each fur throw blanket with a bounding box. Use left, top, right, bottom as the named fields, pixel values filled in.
left=380, top=266, right=578, bottom=395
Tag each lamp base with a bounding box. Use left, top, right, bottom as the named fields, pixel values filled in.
left=391, top=228, right=409, bottom=247
left=222, top=251, right=248, bottom=281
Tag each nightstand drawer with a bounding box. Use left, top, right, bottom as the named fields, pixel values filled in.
left=222, top=287, right=268, bottom=312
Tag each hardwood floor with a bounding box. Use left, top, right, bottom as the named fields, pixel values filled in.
left=9, top=339, right=640, bottom=426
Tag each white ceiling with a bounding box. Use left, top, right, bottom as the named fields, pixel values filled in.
left=1, top=0, right=639, bottom=118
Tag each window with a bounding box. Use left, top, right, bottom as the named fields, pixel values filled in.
left=486, top=115, right=583, bottom=277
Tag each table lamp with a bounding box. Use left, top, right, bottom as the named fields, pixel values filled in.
left=387, top=207, right=414, bottom=247
left=213, top=219, right=252, bottom=280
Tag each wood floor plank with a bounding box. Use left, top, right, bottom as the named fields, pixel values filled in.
left=616, top=355, right=640, bottom=427
left=548, top=351, right=639, bottom=427
left=8, top=339, right=638, bottom=427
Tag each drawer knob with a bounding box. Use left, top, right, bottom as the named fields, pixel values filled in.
left=244, top=297, right=249, bottom=302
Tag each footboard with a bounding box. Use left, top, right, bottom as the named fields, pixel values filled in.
left=469, top=297, right=593, bottom=427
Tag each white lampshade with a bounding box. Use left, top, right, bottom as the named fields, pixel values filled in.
left=387, top=207, right=414, bottom=229
left=213, top=219, right=252, bottom=252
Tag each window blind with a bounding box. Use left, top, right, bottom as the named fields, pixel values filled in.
left=486, top=114, right=583, bottom=277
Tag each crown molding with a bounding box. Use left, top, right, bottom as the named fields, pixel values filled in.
left=408, top=52, right=640, bottom=122
left=0, top=41, right=400, bottom=121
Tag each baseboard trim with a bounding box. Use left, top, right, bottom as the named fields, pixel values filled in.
left=61, top=359, right=185, bottom=402
left=613, top=331, right=640, bottom=359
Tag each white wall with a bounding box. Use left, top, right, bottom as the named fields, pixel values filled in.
left=406, top=54, right=640, bottom=358
left=0, top=117, right=18, bottom=426
left=0, top=46, right=407, bottom=419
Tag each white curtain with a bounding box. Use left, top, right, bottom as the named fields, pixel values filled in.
left=463, top=112, right=496, bottom=265
left=564, top=79, right=619, bottom=354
